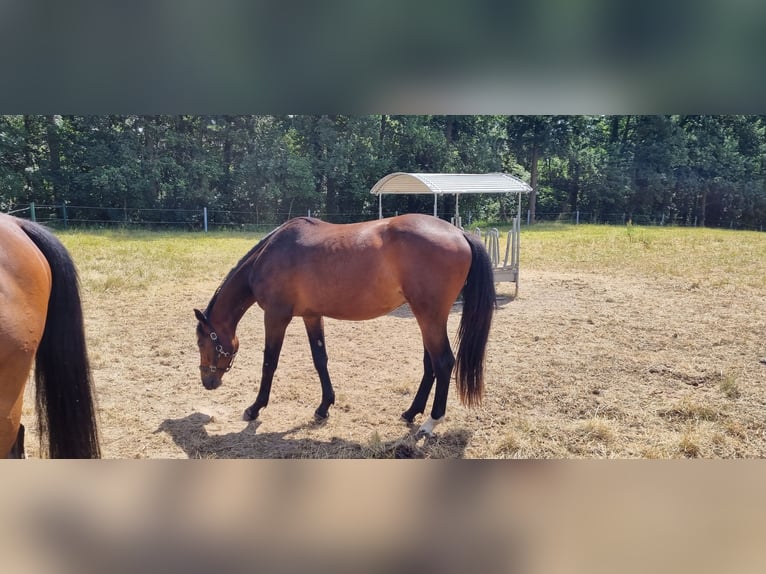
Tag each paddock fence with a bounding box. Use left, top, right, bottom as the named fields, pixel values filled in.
left=3, top=202, right=764, bottom=232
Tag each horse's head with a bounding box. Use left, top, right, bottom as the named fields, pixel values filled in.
left=194, top=309, right=239, bottom=390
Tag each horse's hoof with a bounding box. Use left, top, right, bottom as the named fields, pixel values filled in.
left=401, top=411, right=416, bottom=424
left=415, top=428, right=432, bottom=440
left=242, top=408, right=258, bottom=421
left=416, top=416, right=443, bottom=437
left=313, top=409, right=329, bottom=423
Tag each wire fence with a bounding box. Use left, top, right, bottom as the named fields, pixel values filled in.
left=4, top=203, right=417, bottom=230
left=4, top=203, right=317, bottom=232
left=3, top=202, right=764, bottom=232
left=532, top=210, right=765, bottom=231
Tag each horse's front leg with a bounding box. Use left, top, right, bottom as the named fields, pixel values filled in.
left=303, top=315, right=335, bottom=421
left=243, top=311, right=291, bottom=421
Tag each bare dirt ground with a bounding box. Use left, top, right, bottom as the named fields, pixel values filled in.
left=21, top=233, right=766, bottom=458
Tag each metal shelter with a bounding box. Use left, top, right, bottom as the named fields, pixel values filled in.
left=370, top=172, right=532, bottom=294
left=370, top=172, right=532, bottom=225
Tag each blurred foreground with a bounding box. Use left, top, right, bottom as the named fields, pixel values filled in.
left=2, top=461, right=765, bottom=574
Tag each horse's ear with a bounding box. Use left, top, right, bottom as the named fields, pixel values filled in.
left=194, top=309, right=207, bottom=324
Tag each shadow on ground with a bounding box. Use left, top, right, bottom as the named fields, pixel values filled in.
left=387, top=294, right=515, bottom=320
left=157, top=412, right=472, bottom=459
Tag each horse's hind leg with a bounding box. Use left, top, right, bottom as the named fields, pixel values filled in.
left=243, top=311, right=291, bottom=421
left=418, top=339, right=455, bottom=436
left=402, top=347, right=435, bottom=423
left=303, top=316, right=335, bottom=421
left=410, top=311, right=455, bottom=436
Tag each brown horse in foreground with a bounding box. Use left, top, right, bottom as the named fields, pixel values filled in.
left=0, top=213, right=100, bottom=458
left=195, top=214, right=495, bottom=436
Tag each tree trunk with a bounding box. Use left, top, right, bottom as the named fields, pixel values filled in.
left=529, top=141, right=538, bottom=223
left=326, top=176, right=338, bottom=221
left=46, top=115, right=62, bottom=203
left=379, top=114, right=387, bottom=144
left=569, top=160, right=580, bottom=214
left=609, top=116, right=621, bottom=143
left=142, top=116, right=161, bottom=202
left=444, top=115, right=455, bottom=145
left=222, top=124, right=233, bottom=199
left=22, top=115, right=36, bottom=200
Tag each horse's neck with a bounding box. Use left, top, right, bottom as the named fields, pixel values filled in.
left=210, top=267, right=255, bottom=334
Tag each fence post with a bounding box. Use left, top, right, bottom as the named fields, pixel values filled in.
left=576, top=210, right=580, bottom=225
left=30, top=201, right=36, bottom=222
left=203, top=207, right=208, bottom=232
left=527, top=210, right=531, bottom=225
left=62, top=202, right=68, bottom=228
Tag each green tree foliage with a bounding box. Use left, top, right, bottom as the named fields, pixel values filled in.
left=0, top=115, right=764, bottom=229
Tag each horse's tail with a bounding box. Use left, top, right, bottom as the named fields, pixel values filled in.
left=17, top=220, right=101, bottom=458
left=455, top=232, right=496, bottom=407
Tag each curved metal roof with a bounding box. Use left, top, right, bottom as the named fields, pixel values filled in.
left=370, top=172, right=532, bottom=195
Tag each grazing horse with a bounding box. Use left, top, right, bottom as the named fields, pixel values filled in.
left=195, top=214, right=495, bottom=436
left=0, top=213, right=100, bottom=458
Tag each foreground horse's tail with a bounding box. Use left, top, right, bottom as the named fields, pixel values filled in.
left=18, top=220, right=101, bottom=458
left=455, top=233, right=496, bottom=407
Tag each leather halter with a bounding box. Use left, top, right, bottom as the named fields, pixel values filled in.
left=201, top=331, right=237, bottom=374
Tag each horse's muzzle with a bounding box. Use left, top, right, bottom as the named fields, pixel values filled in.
left=201, top=373, right=222, bottom=390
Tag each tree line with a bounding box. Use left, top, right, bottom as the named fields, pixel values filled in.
left=1, top=115, right=764, bottom=229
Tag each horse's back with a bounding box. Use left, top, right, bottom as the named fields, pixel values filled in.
left=253, top=215, right=471, bottom=320
left=269, top=214, right=467, bottom=260
left=384, top=213, right=471, bottom=254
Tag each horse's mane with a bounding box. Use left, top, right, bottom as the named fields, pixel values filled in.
left=203, top=222, right=289, bottom=316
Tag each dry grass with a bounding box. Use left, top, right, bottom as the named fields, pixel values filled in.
left=19, top=224, right=766, bottom=458
left=720, top=373, right=742, bottom=399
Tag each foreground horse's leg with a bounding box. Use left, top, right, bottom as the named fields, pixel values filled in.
left=243, top=312, right=291, bottom=421
left=7, top=424, right=25, bottom=459
left=402, top=348, right=435, bottom=423
left=303, top=316, right=335, bottom=421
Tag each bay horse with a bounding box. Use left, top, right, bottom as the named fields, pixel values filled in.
left=0, top=213, right=100, bottom=458
left=195, top=213, right=495, bottom=436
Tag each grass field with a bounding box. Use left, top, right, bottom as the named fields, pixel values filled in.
left=21, top=222, right=766, bottom=458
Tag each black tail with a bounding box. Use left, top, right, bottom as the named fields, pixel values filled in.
left=18, top=220, right=101, bottom=458
left=455, top=233, right=496, bottom=407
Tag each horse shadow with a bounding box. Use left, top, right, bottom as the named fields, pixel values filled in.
left=156, top=412, right=472, bottom=459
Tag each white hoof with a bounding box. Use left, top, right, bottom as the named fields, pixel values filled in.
left=417, top=416, right=444, bottom=436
